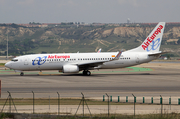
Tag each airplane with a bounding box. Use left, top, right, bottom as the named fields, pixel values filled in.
left=5, top=22, right=166, bottom=76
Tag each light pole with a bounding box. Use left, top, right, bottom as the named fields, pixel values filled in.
left=7, top=29, right=8, bottom=60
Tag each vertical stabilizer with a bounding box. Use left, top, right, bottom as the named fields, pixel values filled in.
left=128, top=22, right=165, bottom=53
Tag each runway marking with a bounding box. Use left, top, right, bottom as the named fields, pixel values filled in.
left=0, top=67, right=152, bottom=75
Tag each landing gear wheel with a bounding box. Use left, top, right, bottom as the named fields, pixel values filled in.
left=83, top=71, right=87, bottom=75
left=20, top=72, right=24, bottom=76
left=82, top=70, right=91, bottom=76
left=86, top=71, right=91, bottom=76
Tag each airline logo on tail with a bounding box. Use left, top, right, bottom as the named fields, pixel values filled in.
left=142, top=25, right=164, bottom=50
left=146, top=38, right=160, bottom=52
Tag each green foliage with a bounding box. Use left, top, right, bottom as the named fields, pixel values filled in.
left=0, top=24, right=180, bottom=56
left=8, top=38, right=37, bottom=55
left=161, top=53, right=177, bottom=57
left=29, top=22, right=41, bottom=25
left=0, top=23, right=24, bottom=28
left=0, top=113, right=13, bottom=119
left=0, top=63, right=5, bottom=66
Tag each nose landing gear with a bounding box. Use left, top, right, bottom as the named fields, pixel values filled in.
left=83, top=70, right=91, bottom=76
left=20, top=72, right=24, bottom=76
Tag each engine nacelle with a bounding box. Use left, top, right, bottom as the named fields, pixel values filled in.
left=62, top=65, right=79, bottom=73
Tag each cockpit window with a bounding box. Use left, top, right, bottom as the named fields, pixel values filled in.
left=11, top=59, right=18, bottom=62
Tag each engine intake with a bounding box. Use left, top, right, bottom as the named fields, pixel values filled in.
left=63, top=65, right=79, bottom=73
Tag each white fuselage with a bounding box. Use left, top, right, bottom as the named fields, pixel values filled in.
left=5, top=22, right=165, bottom=75
left=5, top=51, right=156, bottom=71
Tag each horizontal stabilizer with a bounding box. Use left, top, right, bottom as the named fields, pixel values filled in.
left=148, top=52, right=169, bottom=57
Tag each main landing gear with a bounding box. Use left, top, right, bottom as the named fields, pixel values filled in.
left=83, top=70, right=91, bottom=76
left=20, top=72, right=24, bottom=76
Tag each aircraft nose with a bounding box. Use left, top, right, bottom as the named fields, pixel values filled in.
left=5, top=62, right=12, bottom=68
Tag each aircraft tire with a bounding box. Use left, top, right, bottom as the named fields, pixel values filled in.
left=20, top=72, right=24, bottom=76
left=83, top=71, right=87, bottom=75
left=86, top=71, right=91, bottom=76
left=83, top=70, right=91, bottom=76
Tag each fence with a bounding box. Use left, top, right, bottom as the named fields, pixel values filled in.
left=1, top=91, right=180, bottom=118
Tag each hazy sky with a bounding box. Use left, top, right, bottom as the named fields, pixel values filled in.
left=0, top=0, right=180, bottom=23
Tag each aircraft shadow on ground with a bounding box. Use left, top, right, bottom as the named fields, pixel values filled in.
left=1, top=72, right=180, bottom=77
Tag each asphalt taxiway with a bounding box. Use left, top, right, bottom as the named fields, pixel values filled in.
left=0, top=62, right=180, bottom=99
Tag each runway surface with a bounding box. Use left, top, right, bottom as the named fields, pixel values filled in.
left=0, top=62, right=180, bottom=98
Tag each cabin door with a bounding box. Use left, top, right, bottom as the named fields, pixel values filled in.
left=136, top=55, right=140, bottom=63
left=24, top=57, right=28, bottom=65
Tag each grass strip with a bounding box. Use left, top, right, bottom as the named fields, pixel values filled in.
left=0, top=63, right=5, bottom=66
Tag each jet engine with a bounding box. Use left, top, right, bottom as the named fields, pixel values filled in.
left=62, top=65, right=79, bottom=73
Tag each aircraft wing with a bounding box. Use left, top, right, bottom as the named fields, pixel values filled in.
left=78, top=61, right=104, bottom=70
left=77, top=51, right=123, bottom=70
left=148, top=52, right=169, bottom=57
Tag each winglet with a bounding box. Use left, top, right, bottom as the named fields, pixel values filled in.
left=112, top=50, right=123, bottom=61
left=97, top=48, right=101, bottom=53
